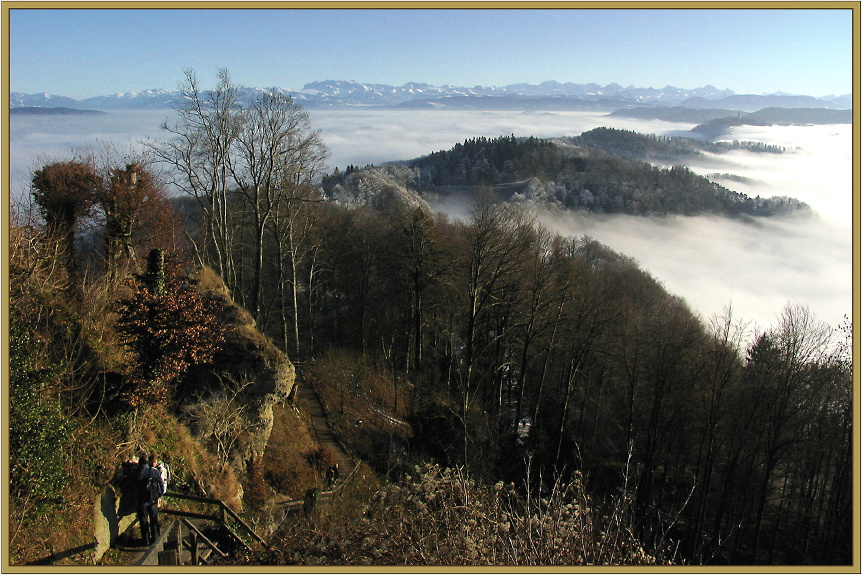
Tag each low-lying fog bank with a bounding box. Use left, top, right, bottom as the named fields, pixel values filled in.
left=8, top=108, right=853, bottom=332
left=315, top=110, right=850, bottom=331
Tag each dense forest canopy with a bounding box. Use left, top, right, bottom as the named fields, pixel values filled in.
left=8, top=71, right=852, bottom=567
left=322, top=129, right=808, bottom=218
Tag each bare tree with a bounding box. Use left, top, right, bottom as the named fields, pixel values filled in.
left=188, top=374, right=252, bottom=467
left=457, top=191, right=536, bottom=470
left=744, top=303, right=835, bottom=560
left=270, top=184, right=326, bottom=358
left=152, top=69, right=327, bottom=344
left=152, top=68, right=242, bottom=288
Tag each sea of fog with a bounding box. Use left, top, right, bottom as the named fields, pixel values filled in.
left=8, top=108, right=854, bottom=332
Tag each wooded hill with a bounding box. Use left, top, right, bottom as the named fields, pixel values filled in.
left=323, top=129, right=808, bottom=217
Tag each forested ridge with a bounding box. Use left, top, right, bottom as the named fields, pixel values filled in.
left=8, top=70, right=852, bottom=566
left=324, top=129, right=807, bottom=217
left=561, top=127, right=786, bottom=160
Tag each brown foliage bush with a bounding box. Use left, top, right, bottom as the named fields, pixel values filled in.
left=115, top=254, right=227, bottom=407
left=267, top=463, right=667, bottom=566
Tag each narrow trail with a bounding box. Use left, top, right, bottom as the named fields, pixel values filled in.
left=294, top=368, right=356, bottom=483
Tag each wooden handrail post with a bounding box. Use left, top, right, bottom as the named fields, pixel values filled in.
left=176, top=519, right=183, bottom=565
left=180, top=518, right=227, bottom=559
left=190, top=530, right=199, bottom=565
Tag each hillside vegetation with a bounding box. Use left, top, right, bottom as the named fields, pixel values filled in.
left=8, top=164, right=314, bottom=564
left=8, top=70, right=852, bottom=567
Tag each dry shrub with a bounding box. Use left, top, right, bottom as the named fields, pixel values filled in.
left=129, top=404, right=243, bottom=511
left=262, top=404, right=319, bottom=499
left=191, top=266, right=258, bottom=344
left=191, top=265, right=230, bottom=297
left=266, top=461, right=316, bottom=500
left=264, top=463, right=381, bottom=564
left=272, top=463, right=667, bottom=566
left=227, top=324, right=285, bottom=368
left=245, top=456, right=273, bottom=509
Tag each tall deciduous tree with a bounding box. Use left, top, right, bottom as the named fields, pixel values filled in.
left=232, top=91, right=327, bottom=325
left=95, top=161, right=177, bottom=282
left=457, top=191, right=535, bottom=470
left=270, top=183, right=325, bottom=358
left=388, top=206, right=451, bottom=374
left=743, top=304, right=835, bottom=560
left=154, top=68, right=242, bottom=288
left=31, top=160, right=100, bottom=279
left=153, top=68, right=327, bottom=342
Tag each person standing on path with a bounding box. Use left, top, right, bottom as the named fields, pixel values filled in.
left=136, top=454, right=166, bottom=545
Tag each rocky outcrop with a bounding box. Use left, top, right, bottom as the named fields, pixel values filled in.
left=93, top=483, right=137, bottom=562
left=192, top=267, right=297, bottom=466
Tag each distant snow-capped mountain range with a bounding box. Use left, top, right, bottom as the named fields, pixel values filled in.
left=9, top=80, right=852, bottom=112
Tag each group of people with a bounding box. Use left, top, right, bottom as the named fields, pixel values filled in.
left=119, top=453, right=171, bottom=546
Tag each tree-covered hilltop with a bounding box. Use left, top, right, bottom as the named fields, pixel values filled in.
left=612, top=105, right=852, bottom=130
left=366, top=131, right=805, bottom=217
left=608, top=106, right=739, bottom=123
left=561, top=127, right=785, bottom=160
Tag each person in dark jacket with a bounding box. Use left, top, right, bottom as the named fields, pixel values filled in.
left=134, top=456, right=151, bottom=545
left=135, top=454, right=166, bottom=545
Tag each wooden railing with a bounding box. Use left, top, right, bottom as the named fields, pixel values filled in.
left=179, top=517, right=227, bottom=565
left=160, top=492, right=271, bottom=551
left=276, top=461, right=361, bottom=510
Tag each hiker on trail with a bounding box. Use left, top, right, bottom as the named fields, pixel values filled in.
left=327, top=463, right=340, bottom=487
left=135, top=454, right=166, bottom=546
left=148, top=454, right=171, bottom=499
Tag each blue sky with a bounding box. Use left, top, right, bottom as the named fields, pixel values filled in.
left=8, top=6, right=854, bottom=99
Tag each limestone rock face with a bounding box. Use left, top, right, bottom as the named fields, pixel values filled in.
left=93, top=482, right=137, bottom=562
left=193, top=267, right=297, bottom=465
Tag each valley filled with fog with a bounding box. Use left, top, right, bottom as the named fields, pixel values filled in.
left=9, top=108, right=853, bottom=332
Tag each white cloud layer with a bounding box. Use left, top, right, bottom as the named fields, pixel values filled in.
left=8, top=109, right=854, bottom=332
